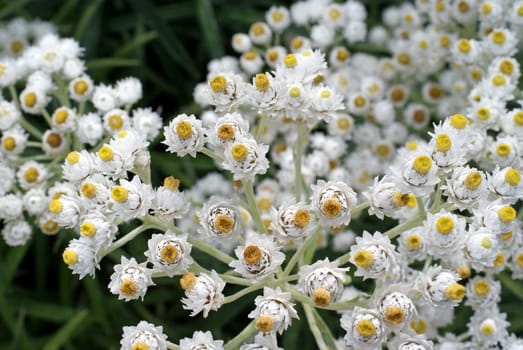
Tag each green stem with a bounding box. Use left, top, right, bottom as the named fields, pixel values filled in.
left=223, top=283, right=265, bottom=304
left=54, top=74, right=71, bottom=108
left=244, top=180, right=268, bottom=234
left=78, top=101, right=85, bottom=116
left=282, top=227, right=319, bottom=277
left=293, top=121, right=307, bottom=201
left=224, top=321, right=256, bottom=350
left=429, top=179, right=443, bottom=213
left=187, top=236, right=235, bottom=265
left=41, top=109, right=53, bottom=128
left=350, top=201, right=369, bottom=216
left=97, top=223, right=153, bottom=259
left=18, top=117, right=43, bottom=140
left=255, top=115, right=267, bottom=142
left=384, top=213, right=426, bottom=239
left=303, top=303, right=328, bottom=350
left=26, top=141, right=42, bottom=148
left=200, top=147, right=223, bottom=162
left=497, top=272, right=523, bottom=300
left=166, top=341, right=180, bottom=350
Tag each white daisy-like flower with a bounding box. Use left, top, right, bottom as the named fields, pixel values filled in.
left=364, top=175, right=416, bottom=220
left=51, top=106, right=76, bottom=132
left=145, top=231, right=193, bottom=277
left=488, top=166, right=523, bottom=203
left=0, top=193, right=23, bottom=222
left=397, top=226, right=427, bottom=263
left=48, top=194, right=80, bottom=229
left=221, top=136, right=269, bottom=181
left=103, top=108, right=130, bottom=134
left=248, top=287, right=299, bottom=335
left=240, top=333, right=282, bottom=350
left=310, top=180, right=357, bottom=228
left=132, top=107, right=163, bottom=141
left=115, top=76, right=142, bottom=106
left=374, top=284, right=417, bottom=331
left=465, top=276, right=501, bottom=310
left=270, top=201, right=315, bottom=244
left=424, top=210, right=467, bottom=259
left=464, top=226, right=498, bottom=271
left=389, top=149, right=440, bottom=197
left=120, top=320, right=167, bottom=350
left=109, top=176, right=154, bottom=221
left=387, top=332, right=433, bottom=350
left=468, top=308, right=510, bottom=348
left=19, top=87, right=48, bottom=114
left=78, top=209, right=117, bottom=251
left=62, top=150, right=94, bottom=183
left=478, top=200, right=518, bottom=236
left=68, top=75, right=94, bottom=102
left=443, top=166, right=487, bottom=210
left=179, top=270, right=225, bottom=318
left=163, top=113, right=206, bottom=158
left=179, top=330, right=223, bottom=350
left=22, top=188, right=47, bottom=215
left=229, top=234, right=285, bottom=281
left=152, top=176, right=188, bottom=220
left=1, top=126, right=28, bottom=159
left=62, top=237, right=98, bottom=279
left=0, top=100, right=20, bottom=130
left=17, top=160, right=48, bottom=190
left=415, top=265, right=465, bottom=308
left=341, top=307, right=387, bottom=349
left=205, top=72, right=246, bottom=112
left=209, top=112, right=250, bottom=148
left=1, top=219, right=32, bottom=247
left=94, top=143, right=132, bottom=179
left=92, top=83, right=118, bottom=112
left=298, top=258, right=348, bottom=307
left=197, top=197, right=242, bottom=239
left=349, top=231, right=401, bottom=282
left=76, top=112, right=103, bottom=146
left=108, top=256, right=154, bottom=301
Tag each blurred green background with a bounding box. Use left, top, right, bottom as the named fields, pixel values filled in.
left=1, top=0, right=522, bottom=349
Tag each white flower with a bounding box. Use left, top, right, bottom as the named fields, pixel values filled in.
left=153, top=176, right=188, bottom=220
left=0, top=194, right=23, bottom=222
left=468, top=308, right=510, bottom=348
left=389, top=149, right=440, bottom=197
left=62, top=237, right=98, bottom=279
left=179, top=270, right=225, bottom=318
left=249, top=22, right=272, bottom=45
left=248, top=287, right=298, bottom=335
left=62, top=150, right=94, bottom=183
left=221, top=136, right=269, bottom=181
left=103, top=108, right=130, bottom=134
left=387, top=333, right=433, bottom=350
left=465, top=276, right=501, bottom=310
left=1, top=126, right=27, bottom=158
left=78, top=209, right=117, bottom=251
left=240, top=333, right=282, bottom=350
left=115, top=77, right=142, bottom=106
left=230, top=234, right=285, bottom=281
left=120, top=320, right=167, bottom=350
left=0, top=101, right=20, bottom=130
left=310, top=180, right=357, bottom=227
left=109, top=176, right=154, bottom=221
left=270, top=201, right=315, bottom=244
left=479, top=200, right=518, bottom=236
left=76, top=112, right=103, bottom=146
left=415, top=265, right=465, bottom=308
left=443, top=166, right=487, bottom=209
left=48, top=194, right=80, bottom=228
left=349, top=231, right=401, bottom=282
left=464, top=226, right=498, bottom=271
left=397, top=227, right=427, bottom=263
left=51, top=106, right=77, bottom=132
left=298, top=258, right=348, bottom=307
left=23, top=188, right=47, bottom=215
left=341, top=307, right=387, bottom=349
left=179, top=331, right=223, bottom=350
left=19, top=87, right=48, bottom=114
left=209, top=112, right=250, bottom=148
left=364, top=175, right=416, bottom=220
left=92, top=84, right=117, bottom=112
left=488, top=166, right=523, bottom=203
left=197, top=198, right=242, bottom=239
left=132, top=107, right=163, bottom=141
left=231, top=33, right=251, bottom=53
left=424, top=210, right=467, bottom=259
left=205, top=72, right=246, bottom=112
left=108, top=256, right=154, bottom=301
left=145, top=231, right=193, bottom=277
left=374, top=284, right=417, bottom=330
left=163, top=113, right=206, bottom=157
left=1, top=219, right=31, bottom=247
left=69, top=75, right=94, bottom=102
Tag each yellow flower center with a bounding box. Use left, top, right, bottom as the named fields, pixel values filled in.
left=497, top=143, right=511, bottom=157
left=214, top=214, right=234, bottom=234
left=397, top=53, right=410, bottom=65
left=81, top=183, right=97, bottom=198
left=456, top=265, right=471, bottom=279
left=107, top=115, right=122, bottom=130
left=111, top=186, right=128, bottom=203
left=513, top=111, right=523, bottom=125
left=385, top=306, right=405, bottom=324
left=458, top=1, right=469, bottom=12
left=24, top=167, right=39, bottom=184
left=293, top=209, right=310, bottom=228
left=476, top=107, right=490, bottom=120
left=392, top=192, right=410, bottom=207
left=289, top=86, right=301, bottom=98
left=375, top=144, right=391, bottom=158
left=356, top=319, right=376, bottom=337
left=254, top=73, right=270, bottom=92
left=65, top=152, right=81, bottom=167
left=390, top=88, right=405, bottom=102
left=500, top=60, right=514, bottom=75
left=435, top=216, right=454, bottom=234
left=410, top=319, right=427, bottom=334
left=291, top=37, right=303, bottom=50
left=321, top=198, right=342, bottom=218
left=504, top=168, right=521, bottom=186
left=444, top=283, right=466, bottom=300
left=216, top=124, right=234, bottom=142
left=492, top=31, right=506, bottom=44
left=353, top=250, right=374, bottom=268
left=501, top=231, right=513, bottom=241
left=243, top=245, right=262, bottom=264
left=131, top=342, right=149, bottom=350
left=406, top=234, right=422, bottom=249
left=256, top=314, right=274, bottom=332
left=73, top=80, right=88, bottom=94
left=457, top=39, right=471, bottom=53
left=493, top=252, right=505, bottom=267
left=413, top=109, right=426, bottom=123
left=180, top=272, right=197, bottom=290
left=449, top=114, right=467, bottom=129
left=209, top=75, right=227, bottom=93
left=429, top=86, right=443, bottom=99
left=271, top=10, right=284, bottom=22
left=256, top=197, right=272, bottom=211
left=250, top=23, right=265, bottom=36
left=54, top=109, right=69, bottom=124
left=435, top=134, right=451, bottom=152
left=46, top=132, right=62, bottom=148
left=119, top=279, right=137, bottom=297
left=329, top=7, right=341, bottom=20
left=62, top=249, right=78, bottom=265
left=243, top=50, right=257, bottom=60
left=440, top=35, right=450, bottom=47
left=464, top=172, right=482, bottom=190
left=498, top=206, right=516, bottom=223
left=175, top=121, right=193, bottom=139
left=160, top=245, right=179, bottom=263
left=492, top=74, right=506, bottom=86
left=284, top=54, right=297, bottom=68
left=80, top=222, right=97, bottom=237
left=10, top=40, right=23, bottom=54
left=98, top=145, right=114, bottom=161
left=336, top=117, right=351, bottom=131
left=474, top=280, right=490, bottom=296
left=412, top=155, right=432, bottom=174
left=231, top=144, right=248, bottom=161
left=354, top=95, right=366, bottom=108
left=3, top=136, right=16, bottom=151
left=480, top=323, right=495, bottom=336
left=406, top=141, right=418, bottom=151
left=24, top=92, right=37, bottom=108
left=481, top=236, right=493, bottom=249
left=336, top=48, right=350, bottom=61
left=312, top=288, right=331, bottom=307
left=163, top=176, right=180, bottom=191
left=481, top=3, right=492, bottom=14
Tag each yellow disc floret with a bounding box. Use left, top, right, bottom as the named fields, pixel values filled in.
left=435, top=134, right=451, bottom=152
left=498, top=206, right=516, bottom=223
left=119, top=279, right=137, bottom=297
left=3, top=136, right=16, bottom=151
left=321, top=198, right=343, bottom=218
left=385, top=306, right=405, bottom=325
left=412, top=155, right=432, bottom=174
left=98, top=145, right=114, bottom=161
left=406, top=234, right=422, bottom=249
left=356, top=319, right=376, bottom=337
left=24, top=92, right=37, bottom=108
left=62, top=249, right=78, bottom=266
left=504, top=168, right=521, bottom=186
left=353, top=250, right=374, bottom=268
left=49, top=199, right=63, bottom=214
left=312, top=288, right=331, bottom=307
left=243, top=245, right=262, bottom=264
left=160, top=245, right=179, bottom=264
left=180, top=272, right=197, bottom=290
left=256, top=314, right=274, bottom=332
left=214, top=214, right=234, bottom=234
left=294, top=209, right=310, bottom=228
left=474, top=280, right=490, bottom=296
left=209, top=75, right=227, bottom=93
left=231, top=144, right=248, bottom=161
left=111, top=186, right=129, bottom=203
left=175, top=120, right=193, bottom=139
left=80, top=222, right=97, bottom=237
left=464, top=172, right=482, bottom=190
left=435, top=216, right=454, bottom=234
left=254, top=73, right=270, bottom=92
left=444, top=283, right=466, bottom=300
left=66, top=151, right=80, bottom=165
left=449, top=114, right=467, bottom=129
left=73, top=80, right=88, bottom=95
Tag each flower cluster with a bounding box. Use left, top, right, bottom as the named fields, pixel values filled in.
left=3, top=0, right=523, bottom=349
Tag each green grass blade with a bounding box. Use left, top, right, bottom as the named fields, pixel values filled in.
left=113, top=31, right=158, bottom=57
left=86, top=58, right=140, bottom=69
left=0, top=0, right=30, bottom=19
left=74, top=0, right=103, bottom=41
left=196, top=0, right=224, bottom=58
left=42, top=310, right=89, bottom=350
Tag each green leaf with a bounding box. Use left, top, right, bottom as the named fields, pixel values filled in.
left=51, top=0, right=79, bottom=25
left=74, top=0, right=103, bottom=41
left=0, top=244, right=30, bottom=293
left=113, top=31, right=158, bottom=58
left=86, top=58, right=140, bottom=69
left=127, top=0, right=199, bottom=79
left=196, top=0, right=224, bottom=58
left=42, top=310, right=90, bottom=350
left=13, top=299, right=76, bottom=323
left=312, top=309, right=338, bottom=350
left=0, top=0, right=30, bottom=19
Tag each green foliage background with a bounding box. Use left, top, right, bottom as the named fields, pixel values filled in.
left=0, top=0, right=522, bottom=349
